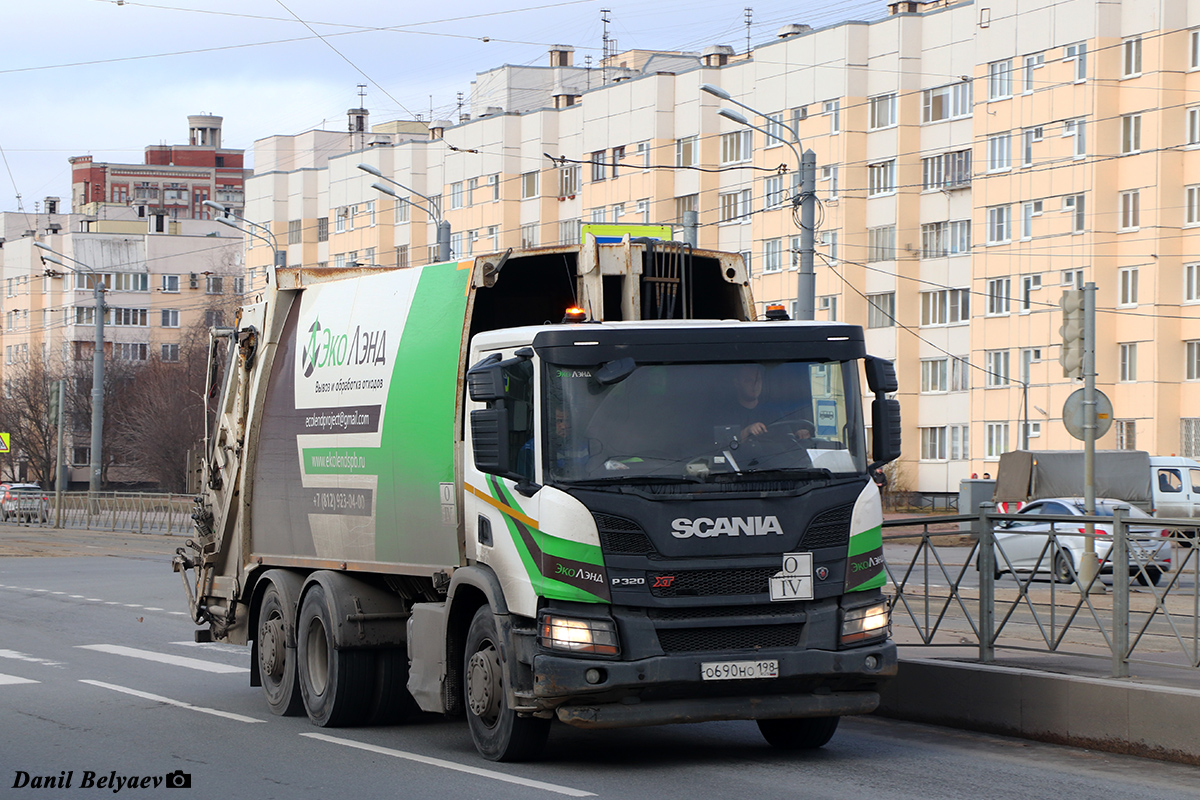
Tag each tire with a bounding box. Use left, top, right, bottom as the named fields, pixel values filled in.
left=464, top=606, right=550, bottom=762
left=1136, top=566, right=1162, bottom=587
left=366, top=646, right=419, bottom=726
left=757, top=716, right=840, bottom=750
left=256, top=581, right=304, bottom=717
left=296, top=583, right=375, bottom=727
left=1053, top=551, right=1075, bottom=584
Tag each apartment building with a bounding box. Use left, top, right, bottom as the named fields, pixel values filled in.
left=0, top=205, right=244, bottom=485
left=242, top=0, right=1200, bottom=496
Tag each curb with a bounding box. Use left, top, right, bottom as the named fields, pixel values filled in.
left=875, top=658, right=1200, bottom=765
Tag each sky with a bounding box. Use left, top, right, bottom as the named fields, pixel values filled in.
left=0, top=0, right=887, bottom=212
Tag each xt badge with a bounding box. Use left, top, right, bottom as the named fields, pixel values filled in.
left=652, top=575, right=675, bottom=588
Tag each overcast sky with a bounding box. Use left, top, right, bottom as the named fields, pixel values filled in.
left=1, top=0, right=886, bottom=212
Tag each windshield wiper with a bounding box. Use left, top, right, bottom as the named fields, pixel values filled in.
left=563, top=475, right=705, bottom=487
left=725, top=467, right=836, bottom=482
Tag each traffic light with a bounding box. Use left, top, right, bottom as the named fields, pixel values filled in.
left=1059, top=289, right=1085, bottom=379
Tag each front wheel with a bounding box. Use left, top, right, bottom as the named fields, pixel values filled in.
left=464, top=606, right=549, bottom=762
left=1053, top=551, right=1075, bottom=584
left=757, top=716, right=840, bottom=749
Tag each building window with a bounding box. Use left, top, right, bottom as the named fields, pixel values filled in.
left=115, top=343, right=148, bottom=361
left=1120, top=190, right=1140, bottom=230
left=206, top=276, right=224, bottom=294
left=1063, top=118, right=1086, bottom=158
left=866, top=226, right=895, bottom=262
left=1115, top=419, right=1137, bottom=450
left=763, top=239, right=783, bottom=273
left=335, top=206, right=349, bottom=233
left=920, top=427, right=948, bottom=460
left=1187, top=341, right=1200, bottom=380
left=1023, top=52, right=1044, bottom=92
left=1182, top=419, right=1200, bottom=458
left=987, top=278, right=1011, bottom=315
left=818, top=231, right=838, bottom=264
left=487, top=174, right=500, bottom=201
left=1123, top=37, right=1142, bottom=77
left=288, top=220, right=301, bottom=244
left=393, top=198, right=409, bottom=224
left=161, top=274, right=179, bottom=293
left=866, top=293, right=895, bottom=328
left=1021, top=275, right=1042, bottom=312
left=818, top=295, right=838, bottom=321
left=521, top=171, right=539, bottom=199
left=1021, top=200, right=1043, bottom=239
left=1187, top=186, right=1200, bottom=225
left=1119, top=267, right=1139, bottom=307
left=986, top=350, right=1010, bottom=386
left=867, top=161, right=896, bottom=196
left=1186, top=263, right=1200, bottom=303
left=558, top=165, right=580, bottom=197
left=449, top=182, right=464, bottom=210
left=161, top=308, right=180, bottom=328
left=868, top=93, right=897, bottom=129
left=922, top=149, right=972, bottom=190
left=764, top=175, right=785, bottom=209
left=1189, top=108, right=1200, bottom=145
left=161, top=343, right=180, bottom=363
left=951, top=358, right=969, bottom=392
left=1064, top=42, right=1087, bottom=82
left=987, top=60, right=1012, bottom=99
left=1062, top=269, right=1084, bottom=289
left=520, top=224, right=538, bottom=249
left=1121, top=114, right=1142, bottom=154
left=675, top=136, right=698, bottom=167
left=920, top=289, right=969, bottom=326
left=951, top=425, right=970, bottom=460
left=636, top=141, right=650, bottom=170
left=921, top=222, right=947, bottom=258
left=720, top=130, right=752, bottom=165
left=611, top=145, right=626, bottom=177
left=394, top=245, right=408, bottom=269
left=987, top=133, right=1011, bottom=171
left=1022, top=127, right=1043, bottom=166
left=1063, top=194, right=1085, bottom=232
left=317, top=217, right=329, bottom=242
left=559, top=219, right=580, bottom=246
left=922, top=82, right=972, bottom=122
left=986, top=422, right=1010, bottom=459
left=111, top=307, right=149, bottom=326
left=718, top=190, right=752, bottom=223
left=921, top=359, right=948, bottom=393
left=823, top=100, right=840, bottom=133
left=987, top=205, right=1011, bottom=244
left=675, top=194, right=697, bottom=223
left=1119, top=343, right=1138, bottom=382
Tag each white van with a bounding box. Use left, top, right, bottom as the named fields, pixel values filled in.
left=1149, top=456, right=1200, bottom=519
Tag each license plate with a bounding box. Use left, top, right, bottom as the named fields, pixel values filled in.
left=700, top=660, right=779, bottom=681
left=770, top=552, right=814, bottom=601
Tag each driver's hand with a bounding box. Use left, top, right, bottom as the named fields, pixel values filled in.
left=741, top=422, right=767, bottom=438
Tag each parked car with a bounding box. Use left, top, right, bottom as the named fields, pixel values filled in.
left=985, top=498, right=1172, bottom=585
left=0, top=484, right=49, bottom=523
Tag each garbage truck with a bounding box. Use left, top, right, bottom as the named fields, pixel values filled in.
left=173, top=237, right=901, bottom=761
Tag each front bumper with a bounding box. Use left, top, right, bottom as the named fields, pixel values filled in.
left=532, top=639, right=896, bottom=729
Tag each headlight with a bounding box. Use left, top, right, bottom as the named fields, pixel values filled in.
left=539, top=614, right=619, bottom=656
left=841, top=601, right=890, bottom=646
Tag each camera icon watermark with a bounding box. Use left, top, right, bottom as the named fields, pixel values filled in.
left=165, top=770, right=192, bottom=789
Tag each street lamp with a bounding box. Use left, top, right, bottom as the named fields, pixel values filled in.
left=33, top=241, right=106, bottom=495
left=202, top=200, right=282, bottom=282
left=357, top=163, right=451, bottom=262
left=701, top=84, right=817, bottom=321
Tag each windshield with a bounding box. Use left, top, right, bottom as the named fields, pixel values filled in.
left=544, top=359, right=866, bottom=483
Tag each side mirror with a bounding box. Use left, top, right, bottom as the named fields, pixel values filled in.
left=870, top=397, right=901, bottom=468
left=470, top=408, right=511, bottom=474
left=864, top=356, right=898, bottom=394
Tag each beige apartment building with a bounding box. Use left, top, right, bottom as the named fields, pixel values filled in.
left=243, top=0, right=1200, bottom=497
left=0, top=205, right=245, bottom=485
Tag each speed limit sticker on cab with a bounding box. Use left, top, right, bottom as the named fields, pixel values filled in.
left=769, top=552, right=814, bottom=601
left=700, top=660, right=779, bottom=681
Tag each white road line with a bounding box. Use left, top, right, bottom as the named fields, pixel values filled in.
left=0, top=673, right=39, bottom=686
left=170, top=642, right=248, bottom=656
left=76, top=645, right=248, bottom=674
left=0, top=649, right=64, bottom=667
left=79, top=681, right=264, bottom=723
left=300, top=733, right=596, bottom=797
left=69, top=595, right=84, bottom=599
left=144, top=607, right=164, bottom=611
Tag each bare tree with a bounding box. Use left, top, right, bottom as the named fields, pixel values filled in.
left=0, top=358, right=60, bottom=486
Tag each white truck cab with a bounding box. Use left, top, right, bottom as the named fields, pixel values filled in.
left=1149, top=456, right=1200, bottom=519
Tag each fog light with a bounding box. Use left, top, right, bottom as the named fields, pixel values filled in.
left=864, top=655, right=879, bottom=670
left=539, top=614, right=619, bottom=656
left=841, top=601, right=890, bottom=646
left=585, top=668, right=605, bottom=684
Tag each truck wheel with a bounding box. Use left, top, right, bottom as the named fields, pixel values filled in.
left=464, top=606, right=549, bottom=762
left=367, top=647, right=419, bottom=725
left=757, top=716, right=840, bottom=749
left=257, top=581, right=304, bottom=716
left=297, top=583, right=374, bottom=727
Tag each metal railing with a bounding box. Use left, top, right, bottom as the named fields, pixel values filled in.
left=883, top=504, right=1200, bottom=678
left=7, top=492, right=195, bottom=535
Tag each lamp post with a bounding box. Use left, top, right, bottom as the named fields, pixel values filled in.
left=357, top=163, right=451, bottom=262
left=34, top=241, right=106, bottom=495
left=701, top=84, right=817, bottom=321
left=202, top=201, right=283, bottom=282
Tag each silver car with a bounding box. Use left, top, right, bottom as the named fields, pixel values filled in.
left=989, top=498, right=1172, bottom=585
left=1, top=484, right=49, bottom=523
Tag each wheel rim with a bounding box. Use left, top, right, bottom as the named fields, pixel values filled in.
left=467, top=641, right=502, bottom=727
left=260, top=611, right=287, bottom=682
left=305, top=617, right=330, bottom=695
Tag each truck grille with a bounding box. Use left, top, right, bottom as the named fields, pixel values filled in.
left=657, top=624, right=803, bottom=653
left=593, top=513, right=658, bottom=556
left=802, top=504, right=853, bottom=549
left=649, top=604, right=800, bottom=621
left=649, top=566, right=777, bottom=598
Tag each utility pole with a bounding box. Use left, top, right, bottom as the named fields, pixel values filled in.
left=797, top=149, right=816, bottom=321
left=90, top=279, right=106, bottom=495
left=1079, top=281, right=1099, bottom=592
left=54, top=379, right=65, bottom=528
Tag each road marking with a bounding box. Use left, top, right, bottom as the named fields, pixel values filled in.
left=144, top=607, right=164, bottom=611
left=69, top=594, right=84, bottom=599
left=170, top=641, right=249, bottom=656
left=0, top=673, right=39, bottom=686
left=300, top=733, right=596, bottom=797
left=80, top=681, right=264, bottom=723
left=76, top=645, right=248, bottom=674
left=0, top=649, right=64, bottom=667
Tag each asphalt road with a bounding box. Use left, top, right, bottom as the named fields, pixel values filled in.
left=1, top=528, right=1199, bottom=799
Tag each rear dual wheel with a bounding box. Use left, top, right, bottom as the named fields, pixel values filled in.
left=296, top=583, right=376, bottom=727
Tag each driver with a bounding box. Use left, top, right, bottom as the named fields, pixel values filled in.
left=726, top=365, right=816, bottom=444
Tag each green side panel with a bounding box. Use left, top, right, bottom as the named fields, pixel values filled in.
left=492, top=480, right=609, bottom=603
left=845, top=525, right=886, bottom=592
left=372, top=263, right=469, bottom=563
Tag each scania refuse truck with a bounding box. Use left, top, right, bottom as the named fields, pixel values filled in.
left=174, top=236, right=901, bottom=762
